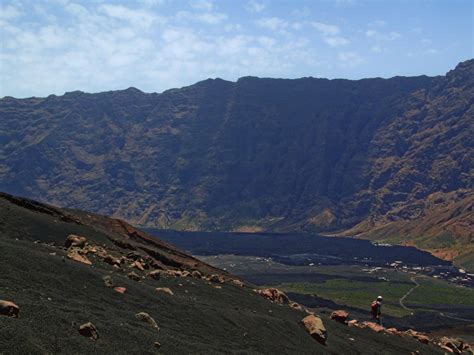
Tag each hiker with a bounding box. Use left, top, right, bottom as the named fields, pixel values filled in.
left=371, top=296, right=383, bottom=325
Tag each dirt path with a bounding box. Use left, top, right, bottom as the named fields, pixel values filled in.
left=399, top=276, right=473, bottom=322
left=399, top=276, right=420, bottom=311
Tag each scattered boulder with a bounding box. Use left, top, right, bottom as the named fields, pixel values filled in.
left=330, top=310, right=349, bottom=323
left=191, top=270, right=202, bottom=279
left=102, top=276, right=114, bottom=288
left=114, top=287, right=126, bottom=294
left=65, top=234, right=87, bottom=249
left=347, top=320, right=358, bottom=327
left=148, top=270, right=162, bottom=280
left=440, top=337, right=468, bottom=354
left=131, top=260, right=145, bottom=271
left=78, top=322, right=98, bottom=340
left=154, top=341, right=161, bottom=348
left=103, top=254, right=121, bottom=266
left=127, top=272, right=141, bottom=281
left=155, top=287, right=174, bottom=296
left=135, top=312, right=159, bottom=330
left=385, top=327, right=403, bottom=336
left=361, top=321, right=385, bottom=333
left=67, top=250, right=92, bottom=265
left=231, top=279, right=244, bottom=287
left=254, top=288, right=289, bottom=304
left=405, top=329, right=430, bottom=344
left=301, top=314, right=327, bottom=345
left=290, top=302, right=303, bottom=311
left=208, top=274, right=225, bottom=284
left=0, top=300, right=19, bottom=318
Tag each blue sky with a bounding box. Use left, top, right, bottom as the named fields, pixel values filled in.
left=0, top=0, right=472, bottom=98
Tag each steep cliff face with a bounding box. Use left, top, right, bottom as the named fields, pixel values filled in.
left=0, top=61, right=472, bottom=247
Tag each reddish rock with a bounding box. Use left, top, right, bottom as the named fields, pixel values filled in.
left=67, top=250, right=92, bottom=265
left=254, top=288, right=289, bottom=304
left=65, top=234, right=87, bottom=249
left=330, top=310, right=349, bottom=323
left=0, top=300, right=19, bottom=318
left=79, top=322, right=98, bottom=340
left=347, top=320, right=358, bottom=327
left=385, top=328, right=402, bottom=336
left=439, top=345, right=454, bottom=353
left=131, top=260, right=145, bottom=271
left=114, top=287, right=126, bottom=294
left=362, top=321, right=385, bottom=333
left=155, top=287, right=174, bottom=295
left=301, top=314, right=327, bottom=345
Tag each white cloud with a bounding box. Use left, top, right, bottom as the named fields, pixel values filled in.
left=365, top=29, right=401, bottom=41
left=0, top=4, right=21, bottom=20
left=311, top=21, right=340, bottom=36
left=191, top=0, right=214, bottom=11
left=338, top=51, right=364, bottom=67
left=245, top=0, right=265, bottom=13
left=324, top=36, right=349, bottom=47
left=98, top=4, right=164, bottom=29
left=256, top=17, right=288, bottom=31
left=311, top=21, right=349, bottom=47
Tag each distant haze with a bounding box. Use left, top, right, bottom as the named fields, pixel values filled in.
left=0, top=0, right=472, bottom=98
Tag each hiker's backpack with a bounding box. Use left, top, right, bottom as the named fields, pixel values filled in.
left=371, top=301, right=378, bottom=316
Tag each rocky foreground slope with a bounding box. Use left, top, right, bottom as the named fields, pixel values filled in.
left=0, top=192, right=458, bottom=354
left=0, top=59, right=472, bottom=268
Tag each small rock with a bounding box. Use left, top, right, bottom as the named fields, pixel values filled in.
left=362, top=321, right=385, bottom=333
left=330, top=310, right=349, bottom=323
left=127, top=272, right=141, bottom=281
left=78, top=322, right=98, bottom=340
left=231, top=279, right=244, bottom=287
left=154, top=341, right=161, bottom=348
left=301, top=314, right=327, bottom=345
left=254, top=288, right=289, bottom=304
left=155, top=287, right=174, bottom=296
left=0, top=300, right=19, bottom=318
left=103, top=254, right=121, bottom=266
left=208, top=274, right=225, bottom=284
left=148, top=270, right=161, bottom=280
left=290, top=302, right=303, bottom=311
left=65, top=235, right=87, bottom=249
left=114, top=287, right=126, bottom=294
left=135, top=312, right=159, bottom=330
left=347, top=320, right=358, bottom=327
left=102, top=276, right=114, bottom=288
left=191, top=270, right=202, bottom=279
left=131, top=260, right=145, bottom=271
left=67, top=251, right=92, bottom=265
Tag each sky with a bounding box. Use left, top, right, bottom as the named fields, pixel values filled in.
left=0, top=0, right=472, bottom=98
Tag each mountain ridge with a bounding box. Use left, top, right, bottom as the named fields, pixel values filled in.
left=0, top=59, right=472, bottom=268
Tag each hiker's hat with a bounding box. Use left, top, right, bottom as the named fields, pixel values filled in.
left=377, top=295, right=383, bottom=300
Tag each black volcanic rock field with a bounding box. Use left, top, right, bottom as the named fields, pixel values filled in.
left=0, top=192, right=449, bottom=354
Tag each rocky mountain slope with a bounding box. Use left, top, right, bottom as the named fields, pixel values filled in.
left=0, top=192, right=449, bottom=354
left=0, top=60, right=472, bottom=266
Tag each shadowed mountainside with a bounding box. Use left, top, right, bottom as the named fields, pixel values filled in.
left=0, top=59, right=472, bottom=267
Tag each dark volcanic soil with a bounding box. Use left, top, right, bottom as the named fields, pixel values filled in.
left=0, top=192, right=444, bottom=354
